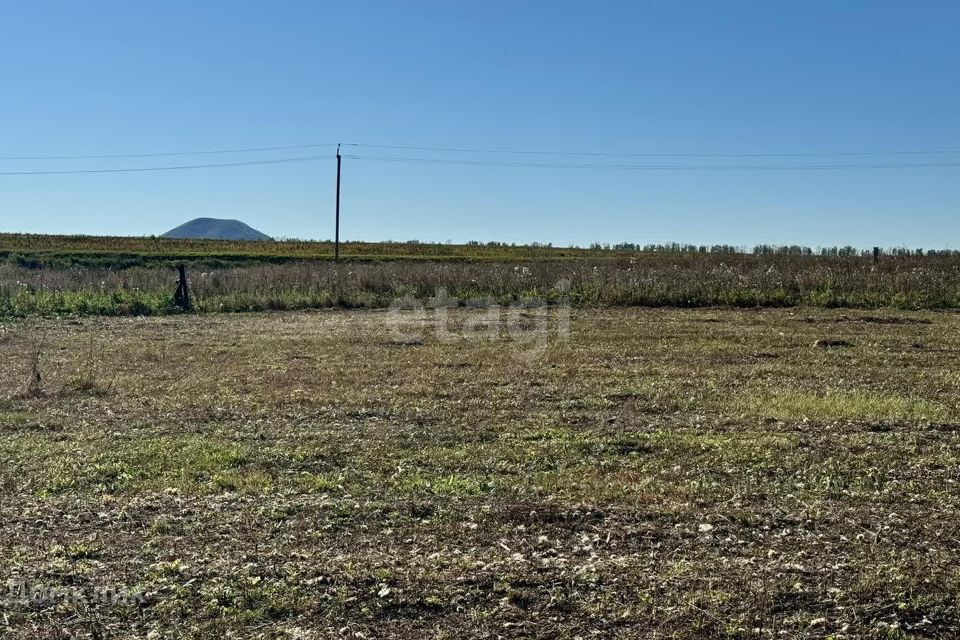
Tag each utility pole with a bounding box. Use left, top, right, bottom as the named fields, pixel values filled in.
left=335, top=144, right=342, bottom=261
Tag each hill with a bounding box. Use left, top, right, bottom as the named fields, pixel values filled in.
left=161, top=218, right=272, bottom=241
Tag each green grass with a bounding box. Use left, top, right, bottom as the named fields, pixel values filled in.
left=737, top=389, right=950, bottom=422
left=0, top=232, right=634, bottom=267
left=34, top=437, right=257, bottom=496
left=1, top=307, right=959, bottom=637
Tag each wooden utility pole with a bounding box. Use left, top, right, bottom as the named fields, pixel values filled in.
left=335, top=144, right=342, bottom=261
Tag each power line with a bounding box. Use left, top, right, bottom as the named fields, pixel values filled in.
left=344, top=142, right=960, bottom=158
left=4, top=140, right=960, bottom=162
left=0, top=155, right=332, bottom=175
left=0, top=143, right=339, bottom=161
left=2, top=151, right=960, bottom=176
left=344, top=154, right=960, bottom=171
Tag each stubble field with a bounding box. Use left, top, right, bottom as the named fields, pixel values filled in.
left=0, top=307, right=958, bottom=638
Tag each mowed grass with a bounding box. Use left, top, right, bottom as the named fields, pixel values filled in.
left=738, top=390, right=950, bottom=422
left=0, top=307, right=959, bottom=638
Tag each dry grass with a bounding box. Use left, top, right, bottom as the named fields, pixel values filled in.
left=0, top=307, right=958, bottom=638
left=6, top=250, right=960, bottom=318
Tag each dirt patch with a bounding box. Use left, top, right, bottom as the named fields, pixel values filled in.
left=837, top=315, right=932, bottom=325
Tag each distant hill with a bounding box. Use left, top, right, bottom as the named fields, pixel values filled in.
left=161, top=218, right=272, bottom=241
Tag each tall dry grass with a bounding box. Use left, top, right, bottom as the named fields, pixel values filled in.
left=2, top=252, right=959, bottom=316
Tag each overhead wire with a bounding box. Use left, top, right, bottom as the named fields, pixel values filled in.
left=0, top=143, right=340, bottom=161
left=343, top=142, right=960, bottom=158
left=343, top=154, right=960, bottom=171
left=0, top=155, right=332, bottom=175
left=2, top=142, right=960, bottom=174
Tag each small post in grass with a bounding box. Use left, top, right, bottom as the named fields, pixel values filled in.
left=872, top=246, right=880, bottom=264
left=174, top=264, right=192, bottom=311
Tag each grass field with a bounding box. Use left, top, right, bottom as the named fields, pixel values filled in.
left=0, top=232, right=632, bottom=268
left=1, top=306, right=958, bottom=638
left=4, top=233, right=960, bottom=316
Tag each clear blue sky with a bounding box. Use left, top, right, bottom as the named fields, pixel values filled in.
left=1, top=0, right=959, bottom=248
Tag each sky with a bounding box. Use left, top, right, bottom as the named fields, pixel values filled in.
left=1, top=0, right=959, bottom=248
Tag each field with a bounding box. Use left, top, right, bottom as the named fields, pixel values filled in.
left=0, top=233, right=637, bottom=268
left=2, top=306, right=958, bottom=638
left=5, top=234, right=960, bottom=316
